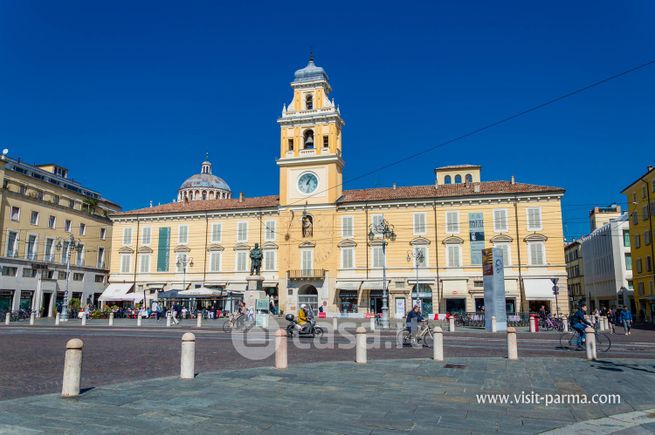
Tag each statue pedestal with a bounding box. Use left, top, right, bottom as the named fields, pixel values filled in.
left=244, top=275, right=265, bottom=309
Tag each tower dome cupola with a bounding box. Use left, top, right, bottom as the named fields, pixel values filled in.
left=178, top=154, right=232, bottom=202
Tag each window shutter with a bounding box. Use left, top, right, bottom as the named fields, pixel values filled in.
left=342, top=217, right=354, bottom=238
left=211, top=223, right=222, bottom=243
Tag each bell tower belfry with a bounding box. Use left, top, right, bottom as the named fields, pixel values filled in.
left=277, top=55, right=345, bottom=206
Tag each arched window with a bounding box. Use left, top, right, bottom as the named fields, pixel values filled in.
left=202, top=191, right=207, bottom=200
left=455, top=175, right=462, bottom=184
left=465, top=174, right=473, bottom=183
left=303, top=130, right=315, bottom=149
left=305, top=94, right=313, bottom=110
left=444, top=175, right=452, bottom=185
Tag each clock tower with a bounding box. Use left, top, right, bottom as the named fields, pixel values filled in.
left=277, top=55, right=345, bottom=206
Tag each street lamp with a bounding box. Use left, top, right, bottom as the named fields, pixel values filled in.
left=407, top=248, right=425, bottom=309
left=368, top=219, right=396, bottom=329
left=176, top=254, right=193, bottom=309
left=55, top=235, right=83, bottom=321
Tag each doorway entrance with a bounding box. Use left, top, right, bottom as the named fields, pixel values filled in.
left=298, top=285, right=318, bottom=313
left=42, top=292, right=52, bottom=316
left=369, top=290, right=383, bottom=314
left=445, top=298, right=466, bottom=314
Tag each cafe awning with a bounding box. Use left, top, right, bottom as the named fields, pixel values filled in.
left=336, top=281, right=361, bottom=291
left=361, top=281, right=388, bottom=290
left=178, top=287, right=224, bottom=297
left=98, top=283, right=135, bottom=302
left=523, top=279, right=555, bottom=300
left=225, top=283, right=247, bottom=292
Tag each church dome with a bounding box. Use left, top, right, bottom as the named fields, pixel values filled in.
left=294, top=55, right=329, bottom=83
left=178, top=156, right=232, bottom=202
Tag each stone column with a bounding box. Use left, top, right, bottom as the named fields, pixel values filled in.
left=507, top=327, right=518, bottom=360
left=355, top=326, right=367, bottom=364
left=180, top=333, right=196, bottom=379
left=61, top=338, right=84, bottom=397
left=432, top=327, right=444, bottom=361
left=275, top=329, right=288, bottom=369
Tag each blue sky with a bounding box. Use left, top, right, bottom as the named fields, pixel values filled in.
left=1, top=0, right=653, bottom=240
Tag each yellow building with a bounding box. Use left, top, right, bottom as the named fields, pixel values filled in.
left=622, top=165, right=655, bottom=322
left=109, top=57, right=569, bottom=317
left=0, top=153, right=120, bottom=315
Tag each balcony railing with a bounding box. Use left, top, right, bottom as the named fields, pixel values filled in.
left=288, top=269, right=326, bottom=280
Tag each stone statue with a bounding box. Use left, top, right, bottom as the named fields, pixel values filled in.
left=249, top=243, right=263, bottom=275
left=302, top=215, right=313, bottom=238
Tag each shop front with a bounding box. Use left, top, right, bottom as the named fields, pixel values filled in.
left=411, top=284, right=433, bottom=315
left=19, top=291, right=34, bottom=310
left=445, top=298, right=466, bottom=314
left=524, top=278, right=555, bottom=314
left=0, top=290, right=14, bottom=311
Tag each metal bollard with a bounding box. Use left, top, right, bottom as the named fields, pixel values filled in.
left=137, top=315, right=142, bottom=327
left=180, top=332, right=196, bottom=379
left=449, top=316, right=455, bottom=332
left=5, top=312, right=10, bottom=325
left=55, top=312, right=60, bottom=326
left=30, top=312, right=35, bottom=325
left=332, top=317, right=337, bottom=334
left=433, top=327, right=444, bottom=361
left=61, top=338, right=84, bottom=397
left=491, top=315, right=497, bottom=333
left=507, top=327, right=518, bottom=360
left=196, top=314, right=202, bottom=328
left=275, top=329, right=288, bottom=369
left=108, top=312, right=114, bottom=326
left=81, top=314, right=87, bottom=326
left=585, top=327, right=597, bottom=361
left=355, top=326, right=367, bottom=364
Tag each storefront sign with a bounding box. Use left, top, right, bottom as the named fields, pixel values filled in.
left=482, top=247, right=507, bottom=331
left=469, top=213, right=485, bottom=265
left=255, top=298, right=269, bottom=311
left=395, top=298, right=406, bottom=319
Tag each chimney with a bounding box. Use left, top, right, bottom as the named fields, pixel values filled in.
left=239, top=192, right=244, bottom=202
left=392, top=182, right=397, bottom=190
left=648, top=165, right=654, bottom=172
left=473, top=183, right=480, bottom=193
left=510, top=175, right=515, bottom=185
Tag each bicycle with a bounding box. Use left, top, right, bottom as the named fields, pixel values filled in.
left=559, top=324, right=611, bottom=352
left=222, top=313, right=254, bottom=332
left=397, top=320, right=434, bottom=348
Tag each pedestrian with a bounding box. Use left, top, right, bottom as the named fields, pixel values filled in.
left=172, top=303, right=181, bottom=325
left=622, top=308, right=633, bottom=335
left=607, top=308, right=616, bottom=334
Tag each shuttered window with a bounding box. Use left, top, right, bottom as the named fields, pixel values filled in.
left=157, top=227, right=170, bottom=272
left=413, top=213, right=426, bottom=235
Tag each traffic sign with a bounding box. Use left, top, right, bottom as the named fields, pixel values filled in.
left=552, top=285, right=559, bottom=295
left=550, top=277, right=559, bottom=285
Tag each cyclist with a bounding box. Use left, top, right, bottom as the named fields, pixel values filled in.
left=570, top=303, right=593, bottom=350
left=406, top=305, right=424, bottom=338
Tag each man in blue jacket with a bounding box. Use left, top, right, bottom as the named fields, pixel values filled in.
left=570, top=303, right=593, bottom=349
left=619, top=307, right=633, bottom=335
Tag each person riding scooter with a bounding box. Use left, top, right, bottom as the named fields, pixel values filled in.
left=297, top=304, right=308, bottom=333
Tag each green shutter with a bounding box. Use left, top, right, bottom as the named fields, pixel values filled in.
left=157, top=227, right=170, bottom=272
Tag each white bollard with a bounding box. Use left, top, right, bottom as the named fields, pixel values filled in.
left=355, top=326, right=367, bottom=364
left=585, top=327, right=597, bottom=361
left=61, top=338, right=84, bottom=397
left=563, top=316, right=569, bottom=333
left=369, top=317, right=376, bottom=332
left=137, top=315, right=142, bottom=327
left=166, top=312, right=172, bottom=327
left=433, top=327, right=444, bottom=361
left=449, top=316, right=455, bottom=332
left=81, top=314, right=87, bottom=326
left=491, top=315, right=497, bottom=333
left=332, top=317, right=338, bottom=334
left=55, top=312, right=60, bottom=326
left=275, top=329, right=288, bottom=369
left=196, top=314, right=202, bottom=328
left=30, top=312, right=35, bottom=325
left=529, top=316, right=536, bottom=333
left=180, top=332, right=196, bottom=379
left=5, top=312, right=10, bottom=325
left=108, top=312, right=114, bottom=327
left=507, top=327, right=518, bottom=360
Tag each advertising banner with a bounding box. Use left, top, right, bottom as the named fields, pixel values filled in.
left=483, top=247, right=507, bottom=331
left=469, top=212, right=485, bottom=265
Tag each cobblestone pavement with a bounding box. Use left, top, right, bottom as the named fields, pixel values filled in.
left=1, top=324, right=654, bottom=401
left=0, top=357, right=654, bottom=433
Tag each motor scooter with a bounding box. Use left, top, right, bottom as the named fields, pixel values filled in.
left=285, top=313, right=324, bottom=337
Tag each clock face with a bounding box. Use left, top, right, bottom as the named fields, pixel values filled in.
left=297, top=172, right=319, bottom=194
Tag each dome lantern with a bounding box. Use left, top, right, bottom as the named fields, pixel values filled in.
left=178, top=155, right=232, bottom=202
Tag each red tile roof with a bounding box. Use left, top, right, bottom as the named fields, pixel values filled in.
left=338, top=181, right=564, bottom=203
left=113, top=181, right=564, bottom=217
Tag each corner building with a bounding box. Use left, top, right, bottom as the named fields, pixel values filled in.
left=109, top=58, right=569, bottom=317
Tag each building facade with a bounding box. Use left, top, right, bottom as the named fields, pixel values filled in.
left=0, top=154, right=120, bottom=315
left=579, top=214, right=633, bottom=312
left=622, top=165, right=655, bottom=322
left=564, top=240, right=585, bottom=311
left=109, top=57, right=570, bottom=317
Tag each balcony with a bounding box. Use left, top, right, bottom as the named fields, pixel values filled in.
left=287, top=269, right=326, bottom=280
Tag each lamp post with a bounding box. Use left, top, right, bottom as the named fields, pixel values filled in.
left=176, top=254, right=193, bottom=310
left=55, top=235, right=83, bottom=322
left=368, top=219, right=396, bottom=329
left=407, top=248, right=425, bottom=309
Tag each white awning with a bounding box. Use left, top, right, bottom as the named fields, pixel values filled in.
left=336, top=281, right=361, bottom=291
left=361, top=281, right=387, bottom=290
left=225, top=283, right=247, bottom=292
left=263, top=281, right=279, bottom=287
left=178, top=287, right=224, bottom=297
left=524, top=279, right=555, bottom=300
left=99, top=283, right=135, bottom=301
